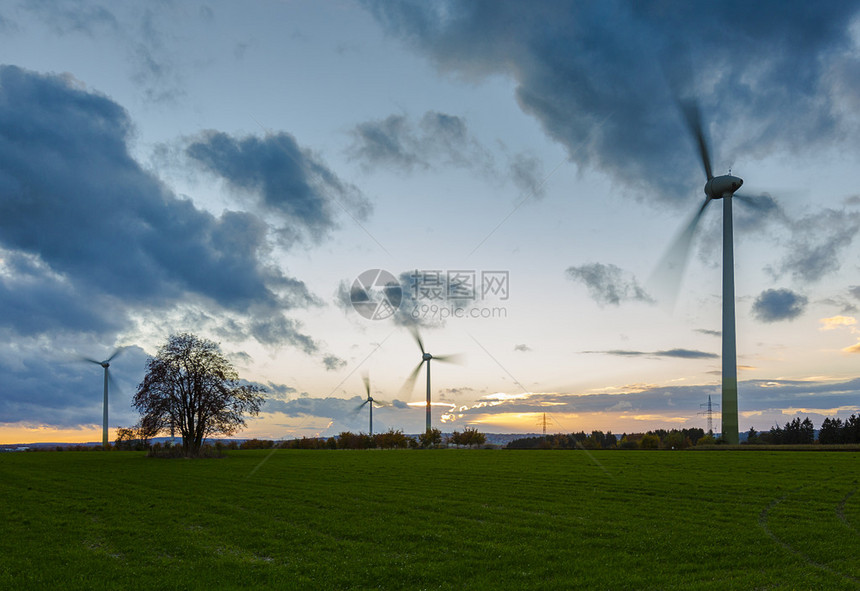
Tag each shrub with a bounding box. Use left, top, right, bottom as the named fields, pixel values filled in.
left=639, top=433, right=661, bottom=449
left=697, top=434, right=717, bottom=446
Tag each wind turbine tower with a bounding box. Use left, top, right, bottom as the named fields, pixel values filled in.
left=402, top=327, right=460, bottom=433
left=655, top=100, right=768, bottom=445
left=356, top=373, right=389, bottom=437
left=84, top=348, right=123, bottom=448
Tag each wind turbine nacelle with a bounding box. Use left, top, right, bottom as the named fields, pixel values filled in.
left=704, top=175, right=743, bottom=199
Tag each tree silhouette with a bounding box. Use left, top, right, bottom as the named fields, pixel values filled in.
left=133, top=333, right=264, bottom=457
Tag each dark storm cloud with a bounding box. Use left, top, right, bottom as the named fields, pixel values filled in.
left=365, top=0, right=860, bottom=201
left=566, top=263, right=652, bottom=306
left=19, top=2, right=186, bottom=103
left=348, top=110, right=490, bottom=172
left=507, top=152, right=546, bottom=199
left=249, top=317, right=318, bottom=352
left=740, top=378, right=860, bottom=410
left=751, top=288, right=808, bottom=323
left=349, top=113, right=425, bottom=170
left=0, top=65, right=317, bottom=346
left=187, top=131, right=371, bottom=245
left=826, top=300, right=858, bottom=315
left=349, top=110, right=545, bottom=197
left=654, top=349, right=717, bottom=359
left=130, top=7, right=185, bottom=104
left=584, top=349, right=717, bottom=360
left=266, top=383, right=297, bottom=400
left=323, top=355, right=347, bottom=371
left=695, top=329, right=721, bottom=338
left=0, top=251, right=122, bottom=336
left=772, top=209, right=860, bottom=282
left=819, top=287, right=859, bottom=315
left=21, top=0, right=119, bottom=36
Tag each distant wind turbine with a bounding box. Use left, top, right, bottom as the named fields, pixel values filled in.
left=400, top=327, right=461, bottom=433
left=355, top=373, right=390, bottom=437
left=83, top=348, right=124, bottom=448
left=651, top=98, right=774, bottom=445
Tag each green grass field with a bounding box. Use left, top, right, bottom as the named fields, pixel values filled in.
left=1, top=449, right=858, bottom=590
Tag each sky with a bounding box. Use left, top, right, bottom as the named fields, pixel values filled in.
left=2, top=0, right=860, bottom=444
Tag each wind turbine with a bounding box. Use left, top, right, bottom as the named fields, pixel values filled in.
left=83, top=348, right=123, bottom=448
left=401, top=327, right=461, bottom=433
left=655, top=99, right=765, bottom=445
left=355, top=373, right=389, bottom=436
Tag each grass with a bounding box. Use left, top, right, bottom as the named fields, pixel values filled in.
left=1, top=449, right=859, bottom=590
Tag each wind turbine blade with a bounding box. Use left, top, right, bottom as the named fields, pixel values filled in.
left=648, top=197, right=712, bottom=307
left=409, top=325, right=425, bottom=356
left=679, top=99, right=714, bottom=181
left=433, top=353, right=463, bottom=364
left=399, top=360, right=425, bottom=398
left=362, top=373, right=371, bottom=399
left=732, top=192, right=789, bottom=232
left=82, top=357, right=103, bottom=365
left=106, top=367, right=122, bottom=395
left=353, top=399, right=370, bottom=414
left=373, top=399, right=392, bottom=407
left=733, top=192, right=776, bottom=212
left=105, top=347, right=125, bottom=363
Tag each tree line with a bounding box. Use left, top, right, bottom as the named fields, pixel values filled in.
left=746, top=415, right=860, bottom=445
left=506, top=416, right=860, bottom=449
left=818, top=415, right=860, bottom=444
left=114, top=426, right=488, bottom=452
left=238, top=426, right=487, bottom=450
left=506, top=428, right=708, bottom=450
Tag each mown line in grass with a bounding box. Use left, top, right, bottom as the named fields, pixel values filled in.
left=836, top=488, right=857, bottom=532
left=759, top=479, right=860, bottom=585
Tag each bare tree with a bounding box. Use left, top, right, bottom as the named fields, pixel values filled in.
left=133, top=333, right=264, bottom=457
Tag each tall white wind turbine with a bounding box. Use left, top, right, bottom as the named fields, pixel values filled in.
left=653, top=100, right=771, bottom=445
